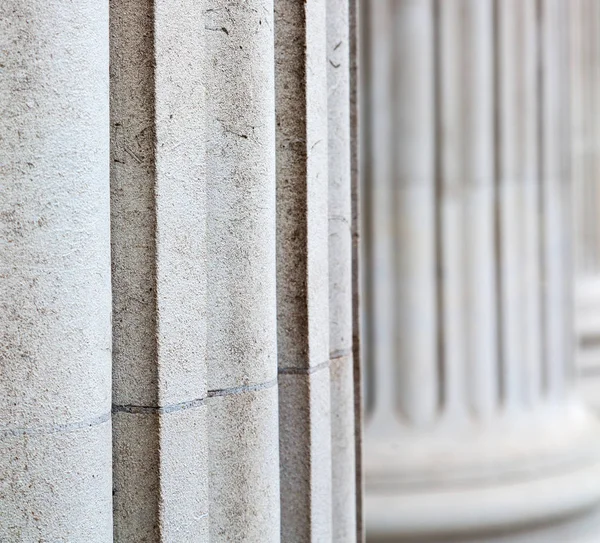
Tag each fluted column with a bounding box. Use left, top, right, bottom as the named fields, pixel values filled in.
left=571, top=0, right=600, bottom=407
left=275, top=0, right=333, bottom=540
left=363, top=1, right=600, bottom=540
left=110, top=0, right=207, bottom=540
left=327, top=0, right=357, bottom=540
left=204, top=0, right=280, bottom=541
left=0, top=1, right=112, bottom=540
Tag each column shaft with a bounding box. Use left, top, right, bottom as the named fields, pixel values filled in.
left=110, top=0, right=207, bottom=539
left=363, top=0, right=600, bottom=540
left=275, top=0, right=333, bottom=540
left=327, top=0, right=357, bottom=540
left=0, top=1, right=112, bottom=540
left=571, top=0, right=600, bottom=403
left=204, top=0, right=280, bottom=540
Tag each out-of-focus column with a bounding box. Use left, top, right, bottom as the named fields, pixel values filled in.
left=327, top=0, right=357, bottom=541
left=0, top=1, right=112, bottom=540
left=204, top=0, right=280, bottom=541
left=110, top=0, right=207, bottom=540
left=275, top=0, right=333, bottom=540
left=571, top=0, right=600, bottom=409
left=363, top=1, right=600, bottom=541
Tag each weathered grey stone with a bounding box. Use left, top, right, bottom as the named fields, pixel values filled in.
left=111, top=0, right=207, bottom=409
left=330, top=354, right=357, bottom=543
left=203, top=0, right=280, bottom=540
left=0, top=0, right=112, bottom=538
left=208, top=386, right=280, bottom=543
left=112, top=411, right=160, bottom=541
left=349, top=0, right=365, bottom=539
left=112, top=407, right=208, bottom=542
left=278, top=370, right=333, bottom=543
left=0, top=421, right=113, bottom=542
left=275, top=0, right=336, bottom=540
left=110, top=0, right=207, bottom=539
left=204, top=0, right=278, bottom=390
left=327, top=0, right=357, bottom=540
left=275, top=0, right=330, bottom=372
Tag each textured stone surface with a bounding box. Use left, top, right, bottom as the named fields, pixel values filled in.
left=326, top=0, right=357, bottom=539
left=275, top=0, right=330, bottom=372
left=205, top=0, right=278, bottom=390
left=110, top=0, right=207, bottom=539
left=112, top=407, right=208, bottom=542
left=0, top=0, right=112, bottom=538
left=275, top=0, right=335, bottom=540
left=279, top=370, right=333, bottom=543
left=208, top=386, right=280, bottom=543
left=203, top=0, right=280, bottom=540
left=330, top=354, right=357, bottom=542
left=0, top=421, right=113, bottom=542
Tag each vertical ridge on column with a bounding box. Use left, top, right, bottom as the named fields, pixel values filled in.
left=203, top=0, right=280, bottom=540
left=437, top=0, right=468, bottom=419
left=349, top=0, right=365, bottom=538
left=462, top=0, right=497, bottom=419
left=437, top=0, right=497, bottom=420
left=366, top=0, right=397, bottom=432
left=0, top=1, right=112, bottom=540
left=111, top=0, right=208, bottom=539
left=275, top=0, right=333, bottom=540
left=393, top=0, right=438, bottom=426
left=497, top=0, right=540, bottom=409
left=539, top=0, right=572, bottom=399
left=522, top=0, right=544, bottom=406
left=327, top=0, right=357, bottom=540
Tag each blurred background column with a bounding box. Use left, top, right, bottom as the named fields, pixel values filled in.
left=571, top=0, right=600, bottom=412
left=362, top=1, right=600, bottom=541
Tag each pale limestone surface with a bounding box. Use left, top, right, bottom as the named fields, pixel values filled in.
left=208, top=387, right=280, bottom=543
left=110, top=0, right=207, bottom=539
left=278, top=371, right=333, bottom=543
left=204, top=0, right=280, bottom=540
left=327, top=0, right=357, bottom=540
left=0, top=0, right=112, bottom=539
left=275, top=0, right=334, bottom=540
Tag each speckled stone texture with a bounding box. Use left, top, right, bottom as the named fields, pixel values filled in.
left=204, top=0, right=280, bottom=540
left=275, top=0, right=334, bottom=540
left=327, top=0, right=357, bottom=540
left=0, top=0, right=112, bottom=540
left=110, top=0, right=208, bottom=539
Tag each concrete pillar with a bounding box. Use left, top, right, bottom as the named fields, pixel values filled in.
left=327, top=0, right=357, bottom=541
left=110, top=0, right=207, bottom=540
left=275, top=0, right=333, bottom=540
left=571, top=0, right=600, bottom=408
left=0, top=1, right=112, bottom=540
left=363, top=1, right=600, bottom=540
left=203, top=0, right=280, bottom=541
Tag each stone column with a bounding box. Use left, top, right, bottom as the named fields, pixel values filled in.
left=363, top=1, right=600, bottom=540
left=571, top=0, right=600, bottom=409
left=0, top=1, right=112, bottom=541
left=275, top=0, right=333, bottom=540
left=327, top=0, right=357, bottom=541
left=204, top=0, right=280, bottom=541
left=110, top=0, right=207, bottom=540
